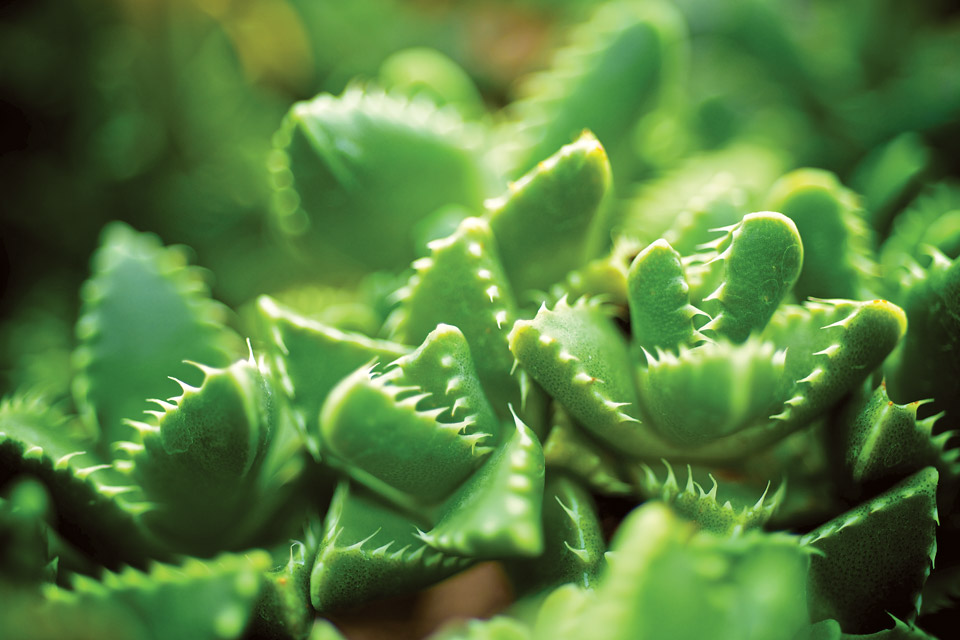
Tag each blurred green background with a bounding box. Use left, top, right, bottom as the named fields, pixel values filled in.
left=2, top=0, right=960, bottom=396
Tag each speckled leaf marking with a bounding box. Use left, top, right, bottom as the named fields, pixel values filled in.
left=802, top=467, right=939, bottom=634
left=309, top=481, right=471, bottom=612
left=831, top=382, right=957, bottom=494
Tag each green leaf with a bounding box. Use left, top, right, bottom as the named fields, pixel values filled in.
left=509, top=297, right=653, bottom=457
left=501, top=0, right=686, bottom=180
left=387, top=216, right=520, bottom=415
left=0, top=394, right=162, bottom=569
left=487, top=132, right=613, bottom=297
left=73, top=222, right=238, bottom=449
left=696, top=211, right=804, bottom=343
left=309, top=481, right=471, bottom=612
left=803, top=467, right=939, bottom=633
left=258, top=295, right=410, bottom=450
left=319, top=325, right=496, bottom=509
left=627, top=239, right=705, bottom=353
left=269, top=85, right=493, bottom=273
left=123, top=357, right=277, bottom=555
left=830, top=382, right=957, bottom=495
left=766, top=168, right=877, bottom=300
left=885, top=251, right=960, bottom=426
left=503, top=473, right=606, bottom=594
left=418, top=410, right=545, bottom=559
left=558, top=502, right=811, bottom=640
left=630, top=460, right=783, bottom=536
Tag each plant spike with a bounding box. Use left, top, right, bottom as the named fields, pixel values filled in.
left=540, top=404, right=633, bottom=497
left=0, top=393, right=164, bottom=569
left=560, top=502, right=812, bottom=640
left=879, top=181, right=960, bottom=283
left=503, top=473, right=606, bottom=595
left=309, top=481, right=471, bottom=613
left=829, top=381, right=958, bottom=497
left=636, top=337, right=788, bottom=446
left=257, top=295, right=410, bottom=453
left=508, top=296, right=652, bottom=457
left=417, top=408, right=545, bottom=559
left=120, top=356, right=280, bottom=555
left=630, top=459, right=784, bottom=536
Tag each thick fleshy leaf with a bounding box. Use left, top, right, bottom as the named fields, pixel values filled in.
left=388, top=216, right=520, bottom=415
left=309, top=481, right=471, bottom=612
left=73, top=222, right=238, bottom=449
left=248, top=541, right=313, bottom=640
left=419, top=411, right=545, bottom=559
left=766, top=169, right=878, bottom=300
left=560, top=502, right=812, bottom=640
left=319, top=325, right=496, bottom=509
left=0, top=395, right=162, bottom=569
left=830, top=382, right=957, bottom=495
left=637, top=338, right=787, bottom=446
left=627, top=239, right=705, bottom=353
left=258, top=295, right=410, bottom=448
left=765, top=299, right=907, bottom=429
left=269, top=85, right=492, bottom=273
left=122, top=357, right=277, bottom=555
left=885, top=251, right=960, bottom=427
left=503, top=474, right=606, bottom=594
left=696, top=211, right=803, bottom=343
left=630, top=460, right=783, bottom=536
left=501, top=0, right=686, bottom=179
left=508, top=297, right=650, bottom=456
left=50, top=552, right=272, bottom=640
left=803, top=467, right=939, bottom=633
left=880, top=182, right=960, bottom=279
left=540, top=404, right=633, bottom=496
left=487, top=132, right=613, bottom=297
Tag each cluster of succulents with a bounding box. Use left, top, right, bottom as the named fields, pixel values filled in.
left=3, top=1, right=960, bottom=639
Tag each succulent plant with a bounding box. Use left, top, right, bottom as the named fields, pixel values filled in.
left=3, top=1, right=960, bottom=639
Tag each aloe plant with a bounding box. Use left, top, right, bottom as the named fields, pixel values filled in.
left=3, top=1, right=960, bottom=639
